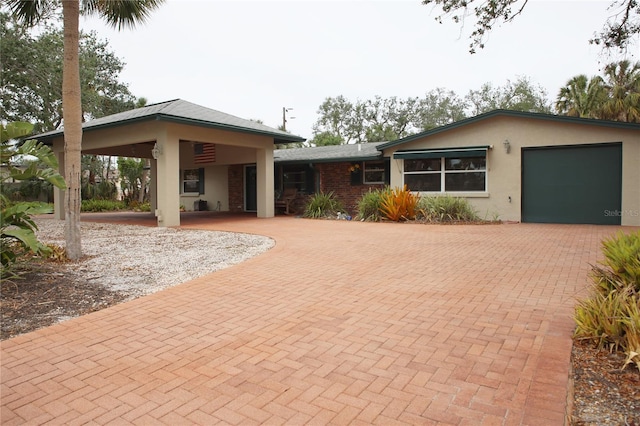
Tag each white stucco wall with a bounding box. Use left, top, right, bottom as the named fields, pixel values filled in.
left=384, top=115, right=640, bottom=225
left=50, top=120, right=278, bottom=225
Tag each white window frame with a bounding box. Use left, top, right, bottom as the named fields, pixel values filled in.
left=363, top=161, right=385, bottom=184
left=403, top=156, right=488, bottom=194
left=181, top=168, right=200, bottom=195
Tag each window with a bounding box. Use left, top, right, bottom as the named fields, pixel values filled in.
left=404, top=156, right=486, bottom=192
left=363, top=161, right=385, bottom=184
left=280, top=165, right=314, bottom=193
left=182, top=168, right=203, bottom=194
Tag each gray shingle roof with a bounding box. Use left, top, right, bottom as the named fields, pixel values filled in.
left=274, top=142, right=386, bottom=164
left=31, top=99, right=305, bottom=144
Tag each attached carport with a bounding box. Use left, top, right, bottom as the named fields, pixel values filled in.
left=32, top=99, right=305, bottom=226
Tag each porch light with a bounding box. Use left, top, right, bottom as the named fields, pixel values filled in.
left=503, top=139, right=511, bottom=154
left=151, top=142, right=162, bottom=159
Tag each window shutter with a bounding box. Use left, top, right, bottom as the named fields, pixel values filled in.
left=384, top=159, right=391, bottom=185
left=350, top=163, right=362, bottom=186
left=305, top=165, right=315, bottom=193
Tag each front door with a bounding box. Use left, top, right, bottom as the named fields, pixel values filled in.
left=244, top=165, right=257, bottom=212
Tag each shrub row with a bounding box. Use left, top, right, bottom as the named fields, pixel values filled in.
left=80, top=199, right=151, bottom=212
left=305, top=186, right=481, bottom=223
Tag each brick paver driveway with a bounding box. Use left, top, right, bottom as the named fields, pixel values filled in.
left=1, top=214, right=630, bottom=425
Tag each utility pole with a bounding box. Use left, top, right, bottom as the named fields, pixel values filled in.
left=282, top=107, right=294, bottom=131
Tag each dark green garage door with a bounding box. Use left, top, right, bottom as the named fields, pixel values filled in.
left=522, top=143, right=622, bottom=224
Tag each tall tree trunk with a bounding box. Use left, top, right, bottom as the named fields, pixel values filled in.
left=139, top=158, right=150, bottom=203
left=62, top=0, right=82, bottom=260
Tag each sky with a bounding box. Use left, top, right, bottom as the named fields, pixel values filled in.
left=80, top=0, right=638, bottom=140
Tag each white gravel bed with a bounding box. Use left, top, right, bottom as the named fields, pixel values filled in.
left=34, top=218, right=274, bottom=298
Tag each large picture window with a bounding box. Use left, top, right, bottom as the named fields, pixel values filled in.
left=404, top=156, right=486, bottom=192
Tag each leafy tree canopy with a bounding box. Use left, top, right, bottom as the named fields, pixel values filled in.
left=1, top=12, right=137, bottom=133
left=311, top=76, right=551, bottom=145
left=421, top=0, right=639, bottom=54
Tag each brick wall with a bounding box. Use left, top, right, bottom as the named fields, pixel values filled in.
left=228, top=165, right=244, bottom=212
left=229, top=162, right=385, bottom=215
left=317, top=162, right=385, bottom=215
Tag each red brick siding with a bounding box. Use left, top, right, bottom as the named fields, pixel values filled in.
left=229, top=162, right=385, bottom=215
left=228, top=165, right=244, bottom=212
left=317, top=162, right=385, bottom=215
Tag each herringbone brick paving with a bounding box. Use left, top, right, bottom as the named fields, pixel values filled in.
left=1, top=213, right=632, bottom=425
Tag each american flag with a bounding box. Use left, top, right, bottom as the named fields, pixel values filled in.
left=194, top=143, right=216, bottom=164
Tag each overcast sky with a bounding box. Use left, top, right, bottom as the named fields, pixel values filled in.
left=80, top=0, right=637, bottom=140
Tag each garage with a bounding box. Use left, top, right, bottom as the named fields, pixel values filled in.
left=522, top=143, right=622, bottom=225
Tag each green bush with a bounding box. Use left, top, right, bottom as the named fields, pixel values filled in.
left=1, top=123, right=66, bottom=278
left=303, top=192, right=344, bottom=219
left=574, top=230, right=640, bottom=370
left=127, top=200, right=151, bottom=212
left=417, top=195, right=479, bottom=222
left=356, top=188, right=389, bottom=222
left=81, top=199, right=126, bottom=212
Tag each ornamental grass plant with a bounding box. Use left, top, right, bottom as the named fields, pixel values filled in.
left=574, top=230, right=640, bottom=370
left=356, top=188, right=390, bottom=222
left=303, top=191, right=344, bottom=219
left=417, top=194, right=480, bottom=223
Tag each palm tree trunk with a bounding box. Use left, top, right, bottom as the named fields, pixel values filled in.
left=62, top=0, right=82, bottom=260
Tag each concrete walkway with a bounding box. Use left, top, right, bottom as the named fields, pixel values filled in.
left=1, top=214, right=630, bottom=425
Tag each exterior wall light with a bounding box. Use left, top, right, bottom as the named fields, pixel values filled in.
left=151, top=142, right=162, bottom=159
left=503, top=139, right=511, bottom=154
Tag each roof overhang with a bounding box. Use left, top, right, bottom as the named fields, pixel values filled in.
left=30, top=113, right=306, bottom=145
left=377, top=110, right=640, bottom=152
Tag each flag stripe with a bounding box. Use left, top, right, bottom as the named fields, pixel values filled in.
left=194, top=143, right=216, bottom=164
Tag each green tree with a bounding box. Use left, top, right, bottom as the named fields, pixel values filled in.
left=421, top=0, right=639, bottom=53
left=117, top=157, right=144, bottom=203
left=1, top=12, right=138, bottom=133
left=417, top=88, right=467, bottom=130
left=465, top=77, right=552, bottom=116
left=1, top=122, right=66, bottom=278
left=309, top=131, right=344, bottom=147
left=600, top=60, right=640, bottom=123
left=7, top=0, right=164, bottom=260
left=555, top=75, right=607, bottom=118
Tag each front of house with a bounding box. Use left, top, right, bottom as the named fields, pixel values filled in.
left=34, top=103, right=638, bottom=226
left=272, top=111, right=639, bottom=225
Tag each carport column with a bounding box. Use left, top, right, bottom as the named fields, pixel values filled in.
left=255, top=147, right=274, bottom=218
left=53, top=149, right=65, bottom=220
left=154, top=132, right=180, bottom=227
left=149, top=159, right=158, bottom=212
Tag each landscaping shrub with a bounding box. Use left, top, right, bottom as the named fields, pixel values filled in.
left=379, top=185, right=418, bottom=221
left=81, top=199, right=126, bottom=212
left=303, top=191, right=345, bottom=219
left=417, top=195, right=479, bottom=222
left=356, top=188, right=390, bottom=222
left=1, top=123, right=66, bottom=279
left=574, top=230, right=640, bottom=370
left=127, top=200, right=151, bottom=212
